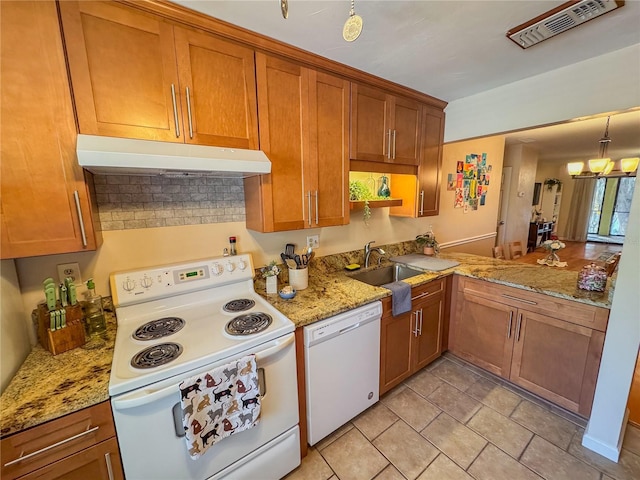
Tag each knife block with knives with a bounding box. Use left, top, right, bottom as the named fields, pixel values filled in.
left=37, top=277, right=86, bottom=355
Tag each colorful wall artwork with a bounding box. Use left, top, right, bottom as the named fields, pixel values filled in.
left=450, top=153, right=491, bottom=213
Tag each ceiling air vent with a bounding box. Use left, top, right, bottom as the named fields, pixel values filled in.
left=507, top=0, right=625, bottom=49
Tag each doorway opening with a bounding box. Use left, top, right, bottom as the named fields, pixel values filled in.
left=587, top=176, right=636, bottom=244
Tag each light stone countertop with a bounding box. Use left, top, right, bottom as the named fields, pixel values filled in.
left=0, top=244, right=612, bottom=438
left=0, top=300, right=116, bottom=438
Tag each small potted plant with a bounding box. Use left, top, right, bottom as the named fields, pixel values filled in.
left=261, top=261, right=280, bottom=294
left=416, top=231, right=439, bottom=256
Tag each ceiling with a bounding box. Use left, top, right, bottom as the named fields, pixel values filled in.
left=174, top=0, right=640, bottom=163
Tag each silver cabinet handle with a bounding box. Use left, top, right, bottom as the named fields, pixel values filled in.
left=515, top=313, right=523, bottom=341
left=392, top=130, right=396, bottom=159
left=314, top=190, right=319, bottom=225
left=73, top=191, right=87, bottom=247
left=185, top=86, right=193, bottom=139
left=417, top=308, right=423, bottom=335
left=412, top=311, right=419, bottom=337
left=3, top=426, right=99, bottom=467
left=170, top=84, right=180, bottom=138
left=307, top=191, right=312, bottom=227
left=387, top=129, right=392, bottom=159
left=502, top=294, right=537, bottom=305
left=419, top=191, right=425, bottom=215
left=507, top=311, right=513, bottom=339
left=105, top=452, right=115, bottom=480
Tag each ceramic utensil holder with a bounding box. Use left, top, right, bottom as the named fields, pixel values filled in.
left=289, top=267, right=308, bottom=290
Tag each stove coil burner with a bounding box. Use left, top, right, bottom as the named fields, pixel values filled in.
left=225, top=312, right=272, bottom=336
left=131, top=343, right=183, bottom=369
left=223, top=298, right=256, bottom=313
left=133, top=317, right=185, bottom=341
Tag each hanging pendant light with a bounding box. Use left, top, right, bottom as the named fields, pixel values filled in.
left=343, top=0, right=363, bottom=42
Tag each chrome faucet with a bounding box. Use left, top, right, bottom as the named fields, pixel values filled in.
left=364, top=241, right=386, bottom=268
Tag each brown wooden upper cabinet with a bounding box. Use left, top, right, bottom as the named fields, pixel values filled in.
left=244, top=54, right=349, bottom=232
left=1, top=0, right=101, bottom=259
left=350, top=83, right=421, bottom=166
left=59, top=1, right=259, bottom=149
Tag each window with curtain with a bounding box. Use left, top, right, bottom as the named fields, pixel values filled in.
left=588, top=177, right=636, bottom=237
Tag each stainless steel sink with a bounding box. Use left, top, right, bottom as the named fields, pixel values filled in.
left=348, top=263, right=423, bottom=287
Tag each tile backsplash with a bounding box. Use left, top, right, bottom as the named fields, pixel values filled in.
left=94, top=175, right=245, bottom=230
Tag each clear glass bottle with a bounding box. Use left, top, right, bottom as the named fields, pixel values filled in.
left=229, top=236, right=237, bottom=256
left=84, top=278, right=106, bottom=336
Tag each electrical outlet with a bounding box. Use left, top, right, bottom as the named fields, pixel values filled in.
left=306, top=235, right=319, bottom=249
left=57, top=262, right=82, bottom=285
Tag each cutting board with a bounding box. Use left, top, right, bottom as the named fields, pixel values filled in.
left=390, top=254, right=460, bottom=272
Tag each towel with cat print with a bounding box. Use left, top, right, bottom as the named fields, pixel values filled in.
left=179, top=354, right=261, bottom=459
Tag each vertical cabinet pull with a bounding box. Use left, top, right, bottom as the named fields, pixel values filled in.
left=507, top=311, right=513, bottom=339
left=185, top=87, right=193, bottom=139
left=392, top=130, right=397, bottom=159
left=386, top=130, right=392, bottom=159
left=515, top=313, right=523, bottom=341
left=73, top=191, right=87, bottom=247
left=105, top=452, right=115, bottom=480
left=419, top=191, right=425, bottom=216
left=314, top=190, right=319, bottom=225
left=170, top=84, right=180, bottom=138
left=307, top=191, right=312, bottom=227
left=417, top=308, right=423, bottom=335
left=412, top=311, right=419, bottom=337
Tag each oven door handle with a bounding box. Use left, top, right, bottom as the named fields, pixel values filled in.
left=254, top=332, right=294, bottom=362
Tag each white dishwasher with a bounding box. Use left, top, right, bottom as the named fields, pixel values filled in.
left=304, top=300, right=382, bottom=445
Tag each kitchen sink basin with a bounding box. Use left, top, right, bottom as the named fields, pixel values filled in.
left=348, top=263, right=424, bottom=287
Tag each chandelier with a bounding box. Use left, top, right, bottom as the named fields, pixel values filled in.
left=567, top=116, right=639, bottom=179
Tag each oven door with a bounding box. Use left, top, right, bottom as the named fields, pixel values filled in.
left=111, top=333, right=299, bottom=480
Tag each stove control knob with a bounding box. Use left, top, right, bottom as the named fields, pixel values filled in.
left=238, top=260, right=247, bottom=271
left=140, top=276, right=153, bottom=288
left=122, top=278, right=136, bottom=292
left=226, top=261, right=235, bottom=272
left=212, top=263, right=223, bottom=276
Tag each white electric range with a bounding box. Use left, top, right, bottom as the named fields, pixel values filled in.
left=108, top=253, right=300, bottom=480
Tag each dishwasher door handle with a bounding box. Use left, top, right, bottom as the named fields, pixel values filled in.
left=339, top=322, right=360, bottom=335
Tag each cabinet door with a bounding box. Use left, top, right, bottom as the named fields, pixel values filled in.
left=0, top=0, right=100, bottom=259
left=416, top=106, right=444, bottom=217
left=174, top=27, right=259, bottom=148
left=391, top=96, right=421, bottom=166
left=245, top=53, right=308, bottom=232
left=307, top=71, right=350, bottom=227
left=380, top=299, right=414, bottom=394
left=450, top=292, right=515, bottom=378
left=18, top=438, right=123, bottom=480
left=350, top=83, right=390, bottom=163
left=510, top=310, right=605, bottom=417
left=413, top=293, right=444, bottom=371
left=60, top=1, right=182, bottom=142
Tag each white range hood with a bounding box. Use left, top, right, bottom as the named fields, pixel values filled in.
left=76, top=134, right=271, bottom=177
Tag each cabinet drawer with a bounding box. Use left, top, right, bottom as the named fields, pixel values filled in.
left=1, top=401, right=115, bottom=479
left=458, top=277, right=608, bottom=332
left=381, top=278, right=445, bottom=316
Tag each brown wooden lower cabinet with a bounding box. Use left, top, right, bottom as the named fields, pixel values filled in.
left=1, top=401, right=123, bottom=480
left=449, top=276, right=609, bottom=417
left=380, top=279, right=445, bottom=395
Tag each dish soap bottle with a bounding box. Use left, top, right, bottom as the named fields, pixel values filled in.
left=84, top=278, right=106, bottom=337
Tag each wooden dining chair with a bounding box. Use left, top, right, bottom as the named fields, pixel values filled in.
left=492, top=245, right=505, bottom=260
left=508, top=241, right=523, bottom=260
left=605, top=253, right=621, bottom=277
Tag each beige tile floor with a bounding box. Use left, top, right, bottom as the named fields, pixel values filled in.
left=285, top=354, right=640, bottom=480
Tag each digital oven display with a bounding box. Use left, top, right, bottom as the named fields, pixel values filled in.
left=176, top=266, right=208, bottom=282
left=185, top=271, right=198, bottom=278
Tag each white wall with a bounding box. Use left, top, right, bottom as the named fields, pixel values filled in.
left=1, top=260, right=30, bottom=393
left=583, top=177, right=640, bottom=461
left=503, top=144, right=539, bottom=250
left=445, top=44, right=640, bottom=143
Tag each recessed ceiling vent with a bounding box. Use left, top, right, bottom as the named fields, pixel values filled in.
left=507, top=0, right=625, bottom=49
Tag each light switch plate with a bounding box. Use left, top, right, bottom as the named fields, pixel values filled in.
left=57, top=262, right=82, bottom=285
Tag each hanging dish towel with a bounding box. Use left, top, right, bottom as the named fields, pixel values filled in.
left=382, top=281, right=412, bottom=316
left=179, top=354, right=261, bottom=459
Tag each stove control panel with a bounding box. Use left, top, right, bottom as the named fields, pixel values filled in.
left=110, top=254, right=255, bottom=307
